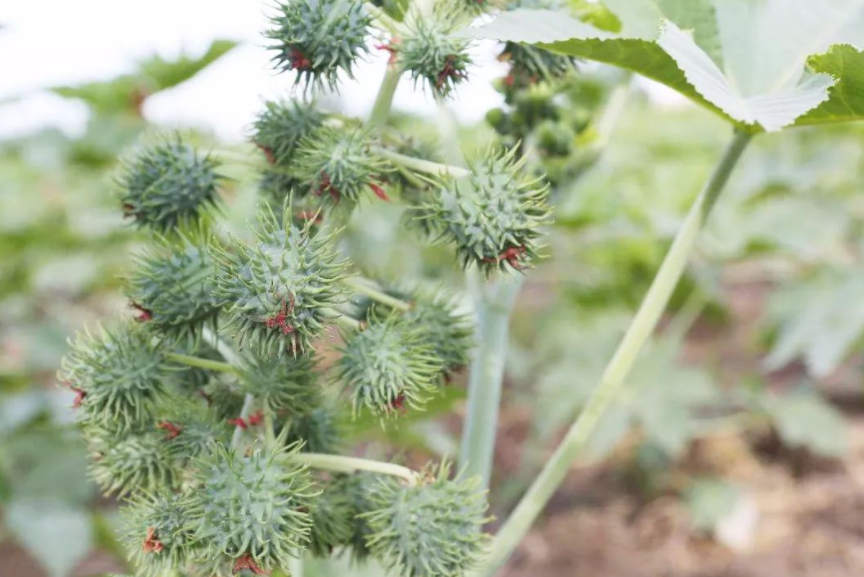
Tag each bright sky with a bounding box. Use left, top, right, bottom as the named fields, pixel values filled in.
left=0, top=0, right=509, bottom=142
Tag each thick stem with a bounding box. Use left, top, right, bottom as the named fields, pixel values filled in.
left=368, top=67, right=403, bottom=129
left=476, top=131, right=752, bottom=576
left=375, top=147, right=471, bottom=179
left=289, top=452, right=419, bottom=486
left=459, top=274, right=524, bottom=489
left=165, top=352, right=238, bottom=374
left=231, top=394, right=255, bottom=448
left=322, top=308, right=364, bottom=332
left=344, top=276, right=412, bottom=312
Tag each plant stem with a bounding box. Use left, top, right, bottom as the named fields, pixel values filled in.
left=289, top=452, right=419, bottom=486
left=368, top=67, right=403, bottom=129
left=343, top=276, right=412, bottom=312
left=200, top=328, right=256, bottom=449
left=165, top=353, right=238, bottom=374
left=322, top=308, right=364, bottom=332
left=459, top=273, right=524, bottom=489
left=474, top=131, right=752, bottom=576
left=375, top=147, right=471, bottom=178
left=231, top=394, right=255, bottom=448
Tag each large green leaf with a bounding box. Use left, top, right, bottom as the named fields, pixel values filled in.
left=51, top=39, right=237, bottom=115
left=459, top=0, right=864, bottom=131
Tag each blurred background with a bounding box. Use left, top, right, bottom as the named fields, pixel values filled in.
left=3, top=1, right=864, bottom=577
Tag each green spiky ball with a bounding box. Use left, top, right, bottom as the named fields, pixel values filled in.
left=415, top=148, right=552, bottom=274
left=237, top=351, right=320, bottom=415
left=335, top=313, right=443, bottom=418
left=87, top=428, right=176, bottom=496
left=126, top=230, right=220, bottom=341
left=307, top=475, right=356, bottom=556
left=59, top=322, right=173, bottom=430
left=293, top=124, right=390, bottom=207
left=253, top=100, right=325, bottom=206
left=157, top=398, right=230, bottom=465
left=364, top=464, right=489, bottom=577
left=121, top=493, right=197, bottom=577
left=214, top=204, right=349, bottom=357
left=399, top=12, right=471, bottom=98
left=267, top=0, right=371, bottom=90
left=186, top=442, right=316, bottom=575
left=284, top=406, right=343, bottom=454
left=117, top=137, right=221, bottom=232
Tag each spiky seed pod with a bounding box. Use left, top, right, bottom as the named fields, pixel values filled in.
left=126, top=230, right=220, bottom=341
left=307, top=475, right=356, bottom=557
left=59, top=322, right=173, bottom=430
left=501, top=42, right=577, bottom=88
left=121, top=493, right=197, bottom=577
left=292, top=124, right=391, bottom=207
left=253, top=100, right=325, bottom=206
left=86, top=428, right=177, bottom=496
left=116, top=137, right=221, bottom=232
left=201, top=378, right=246, bottom=422
left=336, top=312, right=443, bottom=419
left=157, top=398, right=231, bottom=465
left=213, top=203, right=349, bottom=357
left=414, top=148, right=553, bottom=275
left=185, top=442, right=316, bottom=575
left=267, top=0, right=371, bottom=91
left=353, top=285, right=473, bottom=378
left=398, top=11, right=471, bottom=98
left=237, top=351, right=321, bottom=416
left=283, top=405, right=343, bottom=454
left=342, top=473, right=380, bottom=562
left=364, top=464, right=489, bottom=577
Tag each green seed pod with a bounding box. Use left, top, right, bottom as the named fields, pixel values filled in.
left=353, top=284, right=473, bottom=378
left=157, top=398, right=231, bottom=466
left=185, top=442, right=317, bottom=575
left=364, top=464, right=489, bottom=577
left=292, top=124, right=391, bottom=207
left=283, top=405, right=343, bottom=454
left=267, top=0, right=371, bottom=91
left=307, top=475, right=356, bottom=557
left=86, top=427, right=177, bottom=496
left=213, top=203, right=349, bottom=357
left=335, top=312, right=443, bottom=419
left=414, top=148, right=553, bottom=275
left=500, top=0, right=576, bottom=87
left=126, top=229, right=220, bottom=341
left=116, top=137, right=221, bottom=232
left=398, top=10, right=471, bottom=98
left=237, top=351, right=321, bottom=416
left=535, top=119, right=575, bottom=157
left=59, top=322, right=172, bottom=430
left=121, top=492, right=197, bottom=577
left=253, top=100, right=325, bottom=207
left=342, top=472, right=380, bottom=562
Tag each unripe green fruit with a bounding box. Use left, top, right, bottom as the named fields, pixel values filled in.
left=237, top=351, right=320, bottom=416
left=116, top=137, right=221, bottom=232
left=293, top=124, right=390, bottom=207
left=158, top=398, right=230, bottom=465
left=267, top=0, right=371, bottom=90
left=87, top=428, right=177, bottom=496
left=399, top=11, right=471, bottom=98
left=353, top=284, right=473, bottom=378
left=364, top=464, right=489, bottom=577
left=126, top=230, right=220, bottom=341
left=186, top=442, right=317, bottom=576
left=59, top=322, right=173, bottom=430
left=122, top=493, right=197, bottom=577
left=535, top=119, right=575, bottom=157
left=414, top=148, right=553, bottom=274
left=307, top=475, right=356, bottom=557
left=284, top=406, right=343, bottom=454
left=214, top=203, right=349, bottom=357
left=336, top=312, right=443, bottom=419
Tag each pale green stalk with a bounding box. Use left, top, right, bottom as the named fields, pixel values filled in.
left=458, top=274, right=523, bottom=488
left=289, top=453, right=419, bottom=486
left=375, top=147, right=471, bottom=178
left=344, top=276, right=412, bottom=312
left=165, top=352, right=238, bottom=374
left=368, top=67, right=403, bottom=128
left=475, top=131, right=752, bottom=576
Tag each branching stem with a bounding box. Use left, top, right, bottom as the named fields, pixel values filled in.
left=374, top=147, right=471, bottom=178
left=290, top=452, right=419, bottom=486
left=344, top=276, right=412, bottom=312
left=165, top=352, right=238, bottom=374
left=475, top=131, right=752, bottom=576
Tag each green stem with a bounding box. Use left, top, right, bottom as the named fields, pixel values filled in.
left=344, top=276, right=412, bottom=312
left=476, top=130, right=752, bottom=576
left=458, top=273, right=524, bottom=489
left=322, top=307, right=364, bottom=332
left=289, top=452, right=419, bottom=486
left=232, top=394, right=255, bottom=448
left=375, top=147, right=471, bottom=179
left=165, top=352, right=238, bottom=374
left=368, top=67, right=403, bottom=129
left=200, top=328, right=256, bottom=449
